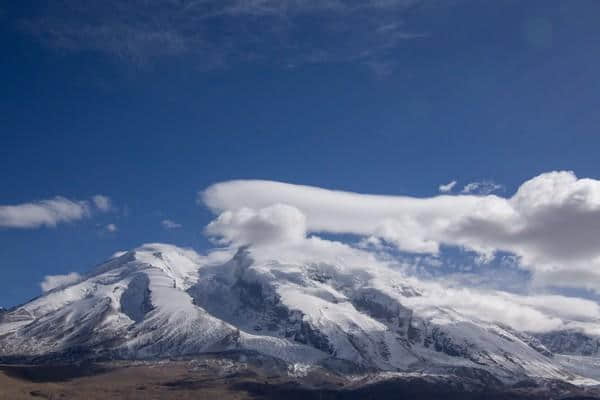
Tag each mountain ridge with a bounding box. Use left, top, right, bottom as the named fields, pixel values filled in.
left=1, top=243, right=599, bottom=388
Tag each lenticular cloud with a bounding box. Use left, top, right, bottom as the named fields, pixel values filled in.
left=201, top=171, right=600, bottom=292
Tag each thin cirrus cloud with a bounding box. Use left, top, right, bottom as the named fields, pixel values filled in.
left=161, top=219, right=182, bottom=229
left=461, top=180, right=503, bottom=195
left=200, top=171, right=600, bottom=292
left=0, top=195, right=112, bottom=229
left=16, top=0, right=429, bottom=73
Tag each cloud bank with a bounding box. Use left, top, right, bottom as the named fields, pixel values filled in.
left=201, top=171, right=600, bottom=292
left=400, top=281, right=600, bottom=334
left=0, top=195, right=112, bottom=229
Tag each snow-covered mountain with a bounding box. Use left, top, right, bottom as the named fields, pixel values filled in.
left=537, top=330, right=600, bottom=356
left=1, top=243, right=599, bottom=386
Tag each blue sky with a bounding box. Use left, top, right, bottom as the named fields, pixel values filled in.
left=2, top=0, right=600, bottom=307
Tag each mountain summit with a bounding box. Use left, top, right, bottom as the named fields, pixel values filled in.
left=1, top=243, right=599, bottom=387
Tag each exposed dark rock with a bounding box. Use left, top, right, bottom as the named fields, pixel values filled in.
left=536, top=330, right=600, bottom=356
left=120, top=273, right=154, bottom=323
left=295, top=321, right=334, bottom=355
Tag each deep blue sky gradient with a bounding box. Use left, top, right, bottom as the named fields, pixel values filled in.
left=2, top=0, right=600, bottom=306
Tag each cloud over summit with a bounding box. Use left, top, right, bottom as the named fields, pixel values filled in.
left=202, top=171, right=600, bottom=292
left=205, top=203, right=306, bottom=247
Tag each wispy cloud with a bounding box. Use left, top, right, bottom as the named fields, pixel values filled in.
left=40, top=272, right=81, bottom=292
left=92, top=195, right=112, bottom=212
left=0, top=195, right=112, bottom=229
left=17, top=0, right=429, bottom=72
left=438, top=180, right=457, bottom=193
left=161, top=219, right=182, bottom=229
left=105, top=223, right=118, bottom=232
left=461, top=180, right=503, bottom=195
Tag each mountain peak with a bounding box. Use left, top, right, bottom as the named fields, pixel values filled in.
left=1, top=243, right=599, bottom=387
left=87, top=243, right=202, bottom=290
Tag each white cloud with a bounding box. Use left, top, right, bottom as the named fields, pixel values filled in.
left=201, top=171, right=600, bottom=292
left=161, top=219, right=182, bottom=229
left=461, top=180, right=503, bottom=195
left=205, top=204, right=306, bottom=247
left=92, top=195, right=111, bottom=211
left=40, top=272, right=81, bottom=292
left=438, top=180, right=457, bottom=193
left=106, top=223, right=118, bottom=232
left=0, top=197, right=90, bottom=228
left=111, top=250, right=128, bottom=258
left=400, top=280, right=600, bottom=334
left=357, top=235, right=387, bottom=250
left=0, top=195, right=112, bottom=229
